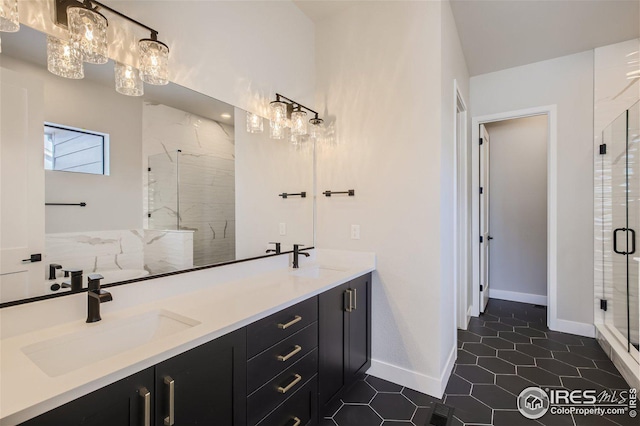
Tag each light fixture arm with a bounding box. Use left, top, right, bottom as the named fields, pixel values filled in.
left=55, top=0, right=160, bottom=40
left=275, top=93, right=319, bottom=117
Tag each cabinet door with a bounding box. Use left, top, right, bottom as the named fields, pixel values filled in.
left=318, top=282, right=349, bottom=408
left=154, top=328, right=247, bottom=426
left=347, top=274, right=371, bottom=382
left=21, top=368, right=154, bottom=426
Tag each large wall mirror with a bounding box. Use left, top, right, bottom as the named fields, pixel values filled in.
left=0, top=26, right=314, bottom=305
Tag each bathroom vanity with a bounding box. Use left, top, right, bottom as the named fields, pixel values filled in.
left=0, top=250, right=375, bottom=425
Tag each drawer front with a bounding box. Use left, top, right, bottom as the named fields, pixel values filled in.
left=248, top=322, right=318, bottom=394
left=248, top=348, right=318, bottom=426
left=247, top=297, right=318, bottom=358
left=256, top=376, right=318, bottom=426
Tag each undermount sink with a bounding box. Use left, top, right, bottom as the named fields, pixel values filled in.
left=290, top=265, right=347, bottom=279
left=21, top=310, right=200, bottom=377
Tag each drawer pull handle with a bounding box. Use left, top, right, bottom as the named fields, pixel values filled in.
left=345, top=289, right=353, bottom=312
left=289, top=417, right=302, bottom=426
left=139, top=387, right=150, bottom=426
left=353, top=287, right=357, bottom=310
left=277, top=345, right=302, bottom=362
left=164, top=376, right=175, bottom=425
left=277, top=374, right=302, bottom=394
left=278, top=315, right=302, bottom=330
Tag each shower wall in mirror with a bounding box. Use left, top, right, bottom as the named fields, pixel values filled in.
left=0, top=26, right=314, bottom=305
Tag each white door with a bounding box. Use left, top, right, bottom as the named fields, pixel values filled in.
left=0, top=68, right=45, bottom=303
left=479, top=124, right=491, bottom=312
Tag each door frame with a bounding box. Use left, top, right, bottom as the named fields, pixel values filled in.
left=453, top=80, right=470, bottom=331
left=470, top=105, right=558, bottom=331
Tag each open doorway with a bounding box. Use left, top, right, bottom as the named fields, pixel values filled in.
left=482, top=116, right=549, bottom=312
left=469, top=106, right=558, bottom=329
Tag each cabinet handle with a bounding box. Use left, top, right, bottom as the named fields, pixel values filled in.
left=164, top=376, right=175, bottom=426
left=278, top=315, right=302, bottom=330
left=345, top=289, right=353, bottom=312
left=289, top=417, right=302, bottom=426
left=353, top=288, right=357, bottom=310
left=139, top=387, right=150, bottom=426
left=277, top=345, right=302, bottom=362
left=277, top=374, right=302, bottom=394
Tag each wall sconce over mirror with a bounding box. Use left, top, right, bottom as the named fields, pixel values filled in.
left=246, top=93, right=324, bottom=144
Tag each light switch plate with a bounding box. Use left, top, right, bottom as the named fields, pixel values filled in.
left=351, top=224, right=360, bottom=240
left=279, top=223, right=286, bottom=236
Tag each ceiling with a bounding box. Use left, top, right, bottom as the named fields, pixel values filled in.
left=294, top=0, right=640, bottom=76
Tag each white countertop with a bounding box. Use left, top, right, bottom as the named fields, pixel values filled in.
left=0, top=249, right=375, bottom=425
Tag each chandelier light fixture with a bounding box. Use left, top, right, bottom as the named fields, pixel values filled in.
left=0, top=0, right=19, bottom=32
left=266, top=93, right=324, bottom=142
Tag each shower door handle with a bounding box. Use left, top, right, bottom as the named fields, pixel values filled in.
left=629, top=228, right=636, bottom=255
left=614, top=228, right=627, bottom=254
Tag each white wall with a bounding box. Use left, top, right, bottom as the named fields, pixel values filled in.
left=234, top=111, right=314, bottom=258
left=486, top=116, right=548, bottom=302
left=18, top=1, right=316, bottom=114
left=0, top=55, right=143, bottom=233
left=470, top=51, right=594, bottom=328
left=315, top=0, right=468, bottom=397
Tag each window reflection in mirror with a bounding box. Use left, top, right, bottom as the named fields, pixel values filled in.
left=44, top=124, right=109, bottom=175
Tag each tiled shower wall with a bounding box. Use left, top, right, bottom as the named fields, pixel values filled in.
left=143, top=102, right=236, bottom=267
left=593, top=39, right=640, bottom=330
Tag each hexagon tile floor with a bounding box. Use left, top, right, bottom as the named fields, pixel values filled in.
left=321, top=299, right=633, bottom=426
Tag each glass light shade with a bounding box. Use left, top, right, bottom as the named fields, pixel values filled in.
left=0, top=0, right=19, bottom=32
left=67, top=6, right=108, bottom=64
left=269, top=101, right=287, bottom=125
left=246, top=112, right=263, bottom=133
left=139, top=38, right=169, bottom=85
left=47, top=36, right=84, bottom=79
left=115, top=62, right=144, bottom=96
left=291, top=110, right=308, bottom=136
left=270, top=120, right=285, bottom=140
left=309, top=118, right=324, bottom=139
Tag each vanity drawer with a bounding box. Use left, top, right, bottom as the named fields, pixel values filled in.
left=248, top=348, right=318, bottom=426
left=248, top=322, right=318, bottom=394
left=247, top=297, right=318, bottom=358
left=256, top=376, right=318, bottom=426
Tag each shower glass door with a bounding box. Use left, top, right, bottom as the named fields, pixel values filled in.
left=602, top=100, right=640, bottom=362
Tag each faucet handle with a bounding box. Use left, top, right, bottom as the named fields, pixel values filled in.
left=48, top=264, right=62, bottom=280
left=268, top=242, right=282, bottom=254
left=63, top=268, right=83, bottom=278
left=87, top=274, right=104, bottom=290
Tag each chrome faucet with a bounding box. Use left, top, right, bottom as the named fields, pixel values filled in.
left=86, top=274, right=112, bottom=323
left=292, top=244, right=310, bottom=269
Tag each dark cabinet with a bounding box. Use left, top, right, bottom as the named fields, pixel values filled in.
left=318, top=273, right=371, bottom=413
left=21, top=328, right=246, bottom=426
left=155, top=328, right=246, bottom=426
left=21, top=367, right=155, bottom=426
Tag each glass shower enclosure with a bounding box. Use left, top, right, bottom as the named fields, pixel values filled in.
left=147, top=150, right=236, bottom=268
left=599, top=100, right=640, bottom=362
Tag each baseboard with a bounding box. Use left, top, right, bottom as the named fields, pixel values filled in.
left=489, top=288, right=547, bottom=306
left=367, top=345, right=456, bottom=399
left=553, top=318, right=595, bottom=338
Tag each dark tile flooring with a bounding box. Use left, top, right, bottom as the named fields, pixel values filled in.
left=321, top=299, right=633, bottom=426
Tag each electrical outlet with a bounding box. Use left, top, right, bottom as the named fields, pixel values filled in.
left=279, top=223, right=286, bottom=236
left=351, top=224, right=360, bottom=240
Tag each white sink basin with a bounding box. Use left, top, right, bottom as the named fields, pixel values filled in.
left=290, top=265, right=347, bottom=279
left=21, top=310, right=200, bottom=377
